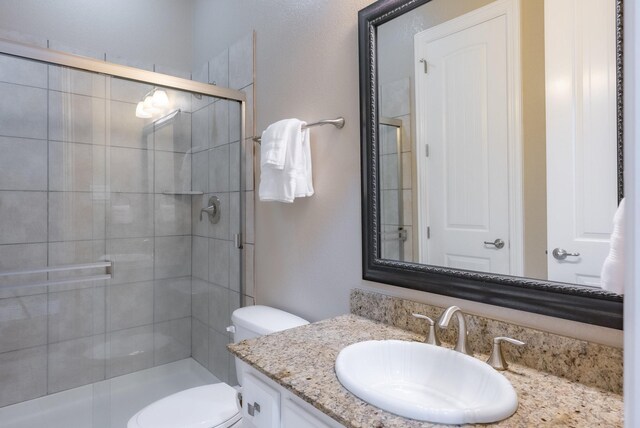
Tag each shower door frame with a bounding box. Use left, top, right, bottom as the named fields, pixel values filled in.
left=0, top=36, right=248, bottom=301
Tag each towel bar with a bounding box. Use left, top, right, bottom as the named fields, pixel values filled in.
left=0, top=261, right=113, bottom=277
left=0, top=261, right=113, bottom=290
left=253, top=117, right=345, bottom=143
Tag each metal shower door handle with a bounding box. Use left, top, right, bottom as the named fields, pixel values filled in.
left=552, top=248, right=580, bottom=260
left=484, top=239, right=505, bottom=249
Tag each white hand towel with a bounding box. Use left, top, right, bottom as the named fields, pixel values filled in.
left=294, top=127, right=314, bottom=198
left=601, top=198, right=625, bottom=294
left=260, top=119, right=301, bottom=170
left=259, top=119, right=313, bottom=203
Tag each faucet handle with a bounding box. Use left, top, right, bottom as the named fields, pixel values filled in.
left=412, top=313, right=440, bottom=346
left=487, top=337, right=525, bottom=370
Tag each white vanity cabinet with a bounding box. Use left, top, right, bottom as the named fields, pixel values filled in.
left=240, top=366, right=344, bottom=428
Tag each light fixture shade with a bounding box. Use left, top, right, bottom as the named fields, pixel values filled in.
left=143, top=95, right=159, bottom=116
left=143, top=95, right=154, bottom=110
left=135, top=101, right=152, bottom=118
left=152, top=89, right=169, bottom=108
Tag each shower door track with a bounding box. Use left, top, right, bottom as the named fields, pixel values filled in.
left=0, top=37, right=248, bottom=300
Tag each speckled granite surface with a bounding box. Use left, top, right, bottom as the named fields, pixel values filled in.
left=351, top=289, right=623, bottom=394
left=228, top=315, right=623, bottom=428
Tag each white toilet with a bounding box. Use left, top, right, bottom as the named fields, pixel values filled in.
left=127, top=305, right=309, bottom=428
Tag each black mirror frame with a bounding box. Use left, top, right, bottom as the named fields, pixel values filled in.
left=359, top=0, right=624, bottom=329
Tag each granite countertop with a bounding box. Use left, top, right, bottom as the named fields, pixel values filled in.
left=228, top=315, right=623, bottom=428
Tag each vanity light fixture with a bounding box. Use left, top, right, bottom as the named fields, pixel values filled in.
left=151, top=88, right=169, bottom=108
left=135, top=88, right=170, bottom=118
left=135, top=101, right=152, bottom=118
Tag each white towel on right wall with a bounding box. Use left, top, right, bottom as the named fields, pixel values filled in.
left=601, top=198, right=626, bottom=294
left=259, top=119, right=314, bottom=203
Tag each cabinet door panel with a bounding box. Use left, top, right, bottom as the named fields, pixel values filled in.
left=242, top=373, right=280, bottom=428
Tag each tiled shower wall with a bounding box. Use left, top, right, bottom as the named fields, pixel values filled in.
left=379, top=78, right=414, bottom=262
left=0, top=29, right=240, bottom=408
left=190, top=32, right=256, bottom=385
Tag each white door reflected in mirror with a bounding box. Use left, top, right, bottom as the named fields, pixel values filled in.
left=544, top=0, right=618, bottom=286
left=414, top=2, right=515, bottom=276
left=376, top=0, right=621, bottom=291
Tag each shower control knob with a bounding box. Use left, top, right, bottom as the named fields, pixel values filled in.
left=200, top=196, right=221, bottom=224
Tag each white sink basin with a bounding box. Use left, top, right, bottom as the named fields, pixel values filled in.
left=335, top=340, right=518, bottom=425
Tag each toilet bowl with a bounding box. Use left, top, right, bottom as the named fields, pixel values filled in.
left=127, top=305, right=309, bottom=428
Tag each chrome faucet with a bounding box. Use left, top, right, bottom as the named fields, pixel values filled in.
left=438, top=306, right=472, bottom=355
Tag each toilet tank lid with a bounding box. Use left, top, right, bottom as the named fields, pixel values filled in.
left=232, top=305, right=309, bottom=336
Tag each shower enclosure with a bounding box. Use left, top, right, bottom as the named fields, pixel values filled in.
left=0, top=38, right=247, bottom=427
left=379, top=118, right=409, bottom=261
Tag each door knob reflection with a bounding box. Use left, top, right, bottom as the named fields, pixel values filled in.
left=484, top=239, right=505, bottom=249
left=552, top=248, right=580, bottom=260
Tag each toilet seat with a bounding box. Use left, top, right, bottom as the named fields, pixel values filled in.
left=127, top=383, right=241, bottom=428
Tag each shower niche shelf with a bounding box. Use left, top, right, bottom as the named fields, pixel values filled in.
left=161, top=191, right=205, bottom=196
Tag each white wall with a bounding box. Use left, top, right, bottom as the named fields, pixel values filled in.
left=0, top=0, right=193, bottom=70
left=192, top=0, right=624, bottom=348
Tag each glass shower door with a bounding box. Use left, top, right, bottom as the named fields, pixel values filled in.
left=0, top=49, right=243, bottom=427
left=0, top=54, right=114, bottom=423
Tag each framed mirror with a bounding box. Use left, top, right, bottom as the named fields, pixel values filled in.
left=359, top=0, right=624, bottom=329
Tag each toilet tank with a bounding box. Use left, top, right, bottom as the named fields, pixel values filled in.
left=230, top=305, right=308, bottom=386
left=231, top=305, right=309, bottom=342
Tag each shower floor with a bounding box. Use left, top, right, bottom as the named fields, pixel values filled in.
left=0, top=358, right=219, bottom=428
